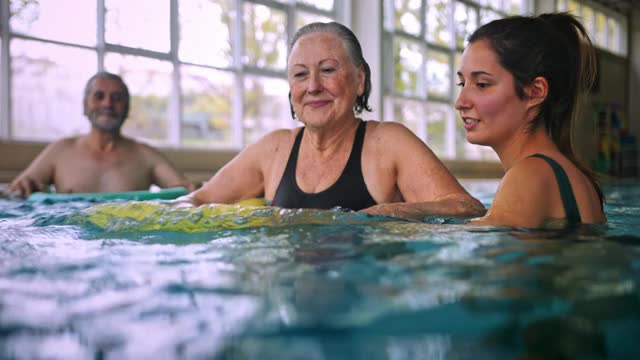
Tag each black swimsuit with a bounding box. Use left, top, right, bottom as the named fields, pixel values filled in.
left=529, top=153, right=582, bottom=224
left=271, top=120, right=377, bottom=210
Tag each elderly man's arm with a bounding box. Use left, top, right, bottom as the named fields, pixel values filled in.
left=8, top=142, right=60, bottom=197
left=144, top=145, right=196, bottom=192
left=359, top=122, right=485, bottom=220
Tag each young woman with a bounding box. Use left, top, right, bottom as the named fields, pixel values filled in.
left=455, top=13, right=606, bottom=227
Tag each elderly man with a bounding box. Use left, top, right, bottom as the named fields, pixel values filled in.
left=9, top=72, right=194, bottom=197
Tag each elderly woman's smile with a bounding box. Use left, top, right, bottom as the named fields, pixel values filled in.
left=288, top=31, right=364, bottom=127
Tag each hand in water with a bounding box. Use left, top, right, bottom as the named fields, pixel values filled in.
left=167, top=194, right=197, bottom=209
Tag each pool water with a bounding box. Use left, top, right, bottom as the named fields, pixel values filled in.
left=1, top=181, right=639, bottom=359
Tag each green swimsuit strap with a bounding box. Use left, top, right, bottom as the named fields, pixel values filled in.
left=528, top=154, right=582, bottom=225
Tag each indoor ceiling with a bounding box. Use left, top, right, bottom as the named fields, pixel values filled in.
left=589, top=0, right=640, bottom=14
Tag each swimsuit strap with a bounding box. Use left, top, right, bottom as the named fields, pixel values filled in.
left=528, top=153, right=582, bottom=224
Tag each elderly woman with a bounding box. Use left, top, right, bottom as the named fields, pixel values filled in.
left=186, top=22, right=484, bottom=220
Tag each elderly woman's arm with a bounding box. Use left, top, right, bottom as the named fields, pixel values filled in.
left=360, top=196, right=486, bottom=220
left=359, top=122, right=485, bottom=220
left=179, top=130, right=288, bottom=207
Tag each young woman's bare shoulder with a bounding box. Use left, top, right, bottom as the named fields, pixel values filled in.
left=501, top=156, right=557, bottom=192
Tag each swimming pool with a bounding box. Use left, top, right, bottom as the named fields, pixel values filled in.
left=1, top=180, right=639, bottom=359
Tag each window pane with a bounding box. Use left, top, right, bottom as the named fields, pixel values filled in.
left=243, top=76, right=291, bottom=145
left=297, top=0, right=334, bottom=12
left=607, top=17, right=620, bottom=54
left=393, top=37, right=424, bottom=97
left=556, top=0, right=567, bottom=11
left=594, top=11, right=606, bottom=48
left=386, top=97, right=425, bottom=139
left=425, top=102, right=452, bottom=157
left=104, top=54, right=172, bottom=142
left=9, top=0, right=96, bottom=46
left=105, top=0, right=169, bottom=52
left=454, top=51, right=462, bottom=97
left=456, top=138, right=500, bottom=161
left=479, top=8, right=500, bottom=26
left=426, top=0, right=452, bottom=48
left=507, top=0, right=525, bottom=14
left=181, top=66, right=234, bottom=148
left=479, top=0, right=511, bottom=12
left=296, top=11, right=333, bottom=30
left=243, top=3, right=287, bottom=71
left=179, top=0, right=232, bottom=67
left=492, top=0, right=508, bottom=12
left=426, top=48, right=450, bottom=100
left=394, top=0, right=421, bottom=36
left=581, top=6, right=594, bottom=35
left=568, top=0, right=579, bottom=14
left=11, top=40, right=96, bottom=141
left=454, top=2, right=477, bottom=49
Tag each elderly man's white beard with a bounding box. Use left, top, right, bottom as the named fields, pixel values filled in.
left=87, top=112, right=126, bottom=133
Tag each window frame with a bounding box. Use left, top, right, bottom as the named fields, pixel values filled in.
left=0, top=0, right=348, bottom=149
left=382, top=0, right=534, bottom=160
left=556, top=0, right=628, bottom=57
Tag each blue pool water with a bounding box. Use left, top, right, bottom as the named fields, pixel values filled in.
left=1, top=180, right=639, bottom=359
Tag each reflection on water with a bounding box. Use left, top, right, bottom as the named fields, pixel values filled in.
left=0, top=182, right=639, bottom=359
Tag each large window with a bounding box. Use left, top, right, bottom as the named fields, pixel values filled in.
left=1, top=0, right=630, bottom=160
left=383, top=0, right=531, bottom=161
left=557, top=0, right=628, bottom=57
left=0, top=0, right=343, bottom=148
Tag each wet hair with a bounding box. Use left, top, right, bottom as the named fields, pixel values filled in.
left=83, top=71, right=130, bottom=118
left=287, top=21, right=372, bottom=119
left=468, top=12, right=603, bottom=207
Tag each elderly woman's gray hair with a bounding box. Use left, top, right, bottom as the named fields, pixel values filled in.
left=288, top=22, right=372, bottom=118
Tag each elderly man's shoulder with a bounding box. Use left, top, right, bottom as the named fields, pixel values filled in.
left=44, top=136, right=83, bottom=152
left=126, top=137, right=167, bottom=156
left=121, top=138, right=176, bottom=168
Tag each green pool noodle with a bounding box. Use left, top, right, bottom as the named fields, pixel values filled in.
left=27, top=187, right=189, bottom=202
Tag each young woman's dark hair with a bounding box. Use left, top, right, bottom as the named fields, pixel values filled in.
left=287, top=21, right=372, bottom=118
left=468, top=12, right=603, bottom=207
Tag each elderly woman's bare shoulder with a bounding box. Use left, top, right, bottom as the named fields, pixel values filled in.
left=248, top=127, right=302, bottom=153
left=365, top=120, right=420, bottom=143
left=259, top=127, right=300, bottom=143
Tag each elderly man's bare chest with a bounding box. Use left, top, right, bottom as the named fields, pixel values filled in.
left=53, top=149, right=151, bottom=192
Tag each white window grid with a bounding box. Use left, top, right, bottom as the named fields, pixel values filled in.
left=0, top=0, right=348, bottom=148
left=382, top=0, right=533, bottom=160
left=556, top=0, right=628, bottom=57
